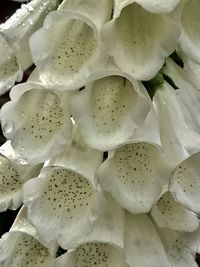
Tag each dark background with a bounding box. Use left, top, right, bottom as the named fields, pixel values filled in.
left=0, top=1, right=199, bottom=264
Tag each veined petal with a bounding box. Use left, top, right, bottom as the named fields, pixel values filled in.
left=71, top=66, right=150, bottom=151
left=182, top=56, right=200, bottom=90
left=0, top=207, right=57, bottom=267
left=101, top=3, right=179, bottom=80
left=170, top=152, right=200, bottom=214
left=30, top=1, right=112, bottom=90
left=158, top=227, right=199, bottom=267
left=97, top=142, right=170, bottom=213
left=47, top=125, right=103, bottom=186
left=0, top=83, right=72, bottom=165
left=56, top=195, right=125, bottom=266
left=0, top=141, right=41, bottom=212
left=151, top=191, right=199, bottom=232
left=23, top=166, right=106, bottom=248
left=179, top=0, right=200, bottom=64
left=0, top=0, right=62, bottom=70
left=114, top=0, right=181, bottom=16
left=124, top=213, right=171, bottom=267
left=0, top=34, right=22, bottom=95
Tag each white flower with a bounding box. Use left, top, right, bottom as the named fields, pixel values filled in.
left=70, top=62, right=152, bottom=151
left=23, top=127, right=105, bottom=248
left=151, top=191, right=199, bottom=232
left=0, top=0, right=61, bottom=94
left=97, top=141, right=170, bottom=213
left=0, top=82, right=73, bottom=165
left=0, top=206, right=57, bottom=267
left=0, top=141, right=41, bottom=212
left=29, top=0, right=112, bottom=90
left=101, top=1, right=179, bottom=80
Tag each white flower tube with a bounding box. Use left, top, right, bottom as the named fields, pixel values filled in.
left=56, top=195, right=126, bottom=265
left=151, top=191, right=199, bottom=232
left=0, top=206, right=57, bottom=267
left=101, top=2, right=179, bottom=80
left=0, top=82, right=73, bottom=165
left=179, top=0, right=200, bottom=64
left=30, top=0, right=112, bottom=90
left=170, top=152, right=200, bottom=215
left=124, top=213, right=171, bottom=267
left=0, top=141, right=42, bottom=212
left=97, top=141, right=170, bottom=213
left=70, top=63, right=151, bottom=151
left=23, top=128, right=105, bottom=248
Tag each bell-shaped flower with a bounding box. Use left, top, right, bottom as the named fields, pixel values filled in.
left=0, top=0, right=61, bottom=94
left=0, top=206, right=57, bottom=267
left=23, top=127, right=106, bottom=248
left=56, top=194, right=126, bottom=267
left=151, top=191, right=199, bottom=232
left=170, top=151, right=200, bottom=215
left=124, top=212, right=171, bottom=267
left=0, top=141, right=42, bottom=212
left=71, top=62, right=152, bottom=151
left=179, top=0, right=200, bottom=64
left=153, top=58, right=200, bottom=167
left=29, top=0, right=112, bottom=90
left=0, top=82, right=73, bottom=165
left=101, top=1, right=179, bottom=81
left=97, top=141, right=170, bottom=214
left=157, top=226, right=200, bottom=267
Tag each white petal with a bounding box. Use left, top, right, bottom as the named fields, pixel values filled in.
left=0, top=34, right=22, bottom=95
left=47, top=125, right=103, bottom=186
left=151, top=191, right=199, bottom=232
left=0, top=142, right=41, bottom=212
left=179, top=0, right=200, bottom=64
left=124, top=213, right=171, bottom=267
left=23, top=166, right=106, bottom=248
left=0, top=0, right=61, bottom=70
left=182, top=56, right=200, bottom=90
left=0, top=83, right=72, bottom=164
left=170, top=152, right=200, bottom=214
left=98, top=142, right=170, bottom=213
left=101, top=3, right=179, bottom=80
left=71, top=67, right=150, bottom=151
left=113, top=0, right=181, bottom=16
left=30, top=4, right=111, bottom=90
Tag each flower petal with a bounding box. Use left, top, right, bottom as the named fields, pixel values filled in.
left=23, top=166, right=105, bottom=248
left=0, top=0, right=62, bottom=70
left=124, top=213, right=171, bottom=267
left=0, top=142, right=41, bottom=212
left=179, top=0, right=200, bottom=63
left=170, top=152, right=200, bottom=214
left=98, top=142, right=170, bottom=213
left=101, top=3, right=179, bottom=80
left=30, top=1, right=112, bottom=90
left=71, top=67, right=150, bottom=151
left=0, top=83, right=72, bottom=164
left=151, top=191, right=199, bottom=232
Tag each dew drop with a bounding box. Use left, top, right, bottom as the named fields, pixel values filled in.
left=3, top=121, right=14, bottom=135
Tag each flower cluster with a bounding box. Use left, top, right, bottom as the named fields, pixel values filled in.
left=0, top=0, right=200, bottom=266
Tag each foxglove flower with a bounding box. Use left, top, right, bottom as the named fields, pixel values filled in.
left=124, top=212, right=171, bottom=267
left=97, top=141, right=170, bottom=213
left=153, top=58, right=200, bottom=166
left=151, top=191, right=199, bottom=232
left=71, top=62, right=152, bottom=151
left=0, top=82, right=73, bottom=165
left=0, top=0, right=62, bottom=94
left=56, top=195, right=126, bottom=266
left=179, top=0, right=200, bottom=64
left=29, top=0, right=112, bottom=90
left=101, top=1, right=179, bottom=80
left=23, top=127, right=105, bottom=248
left=0, top=141, right=42, bottom=212
left=0, top=206, right=57, bottom=267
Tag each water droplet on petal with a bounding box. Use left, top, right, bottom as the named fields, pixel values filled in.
left=163, top=101, right=166, bottom=105
left=18, top=156, right=28, bottom=165
left=3, top=121, right=14, bottom=135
